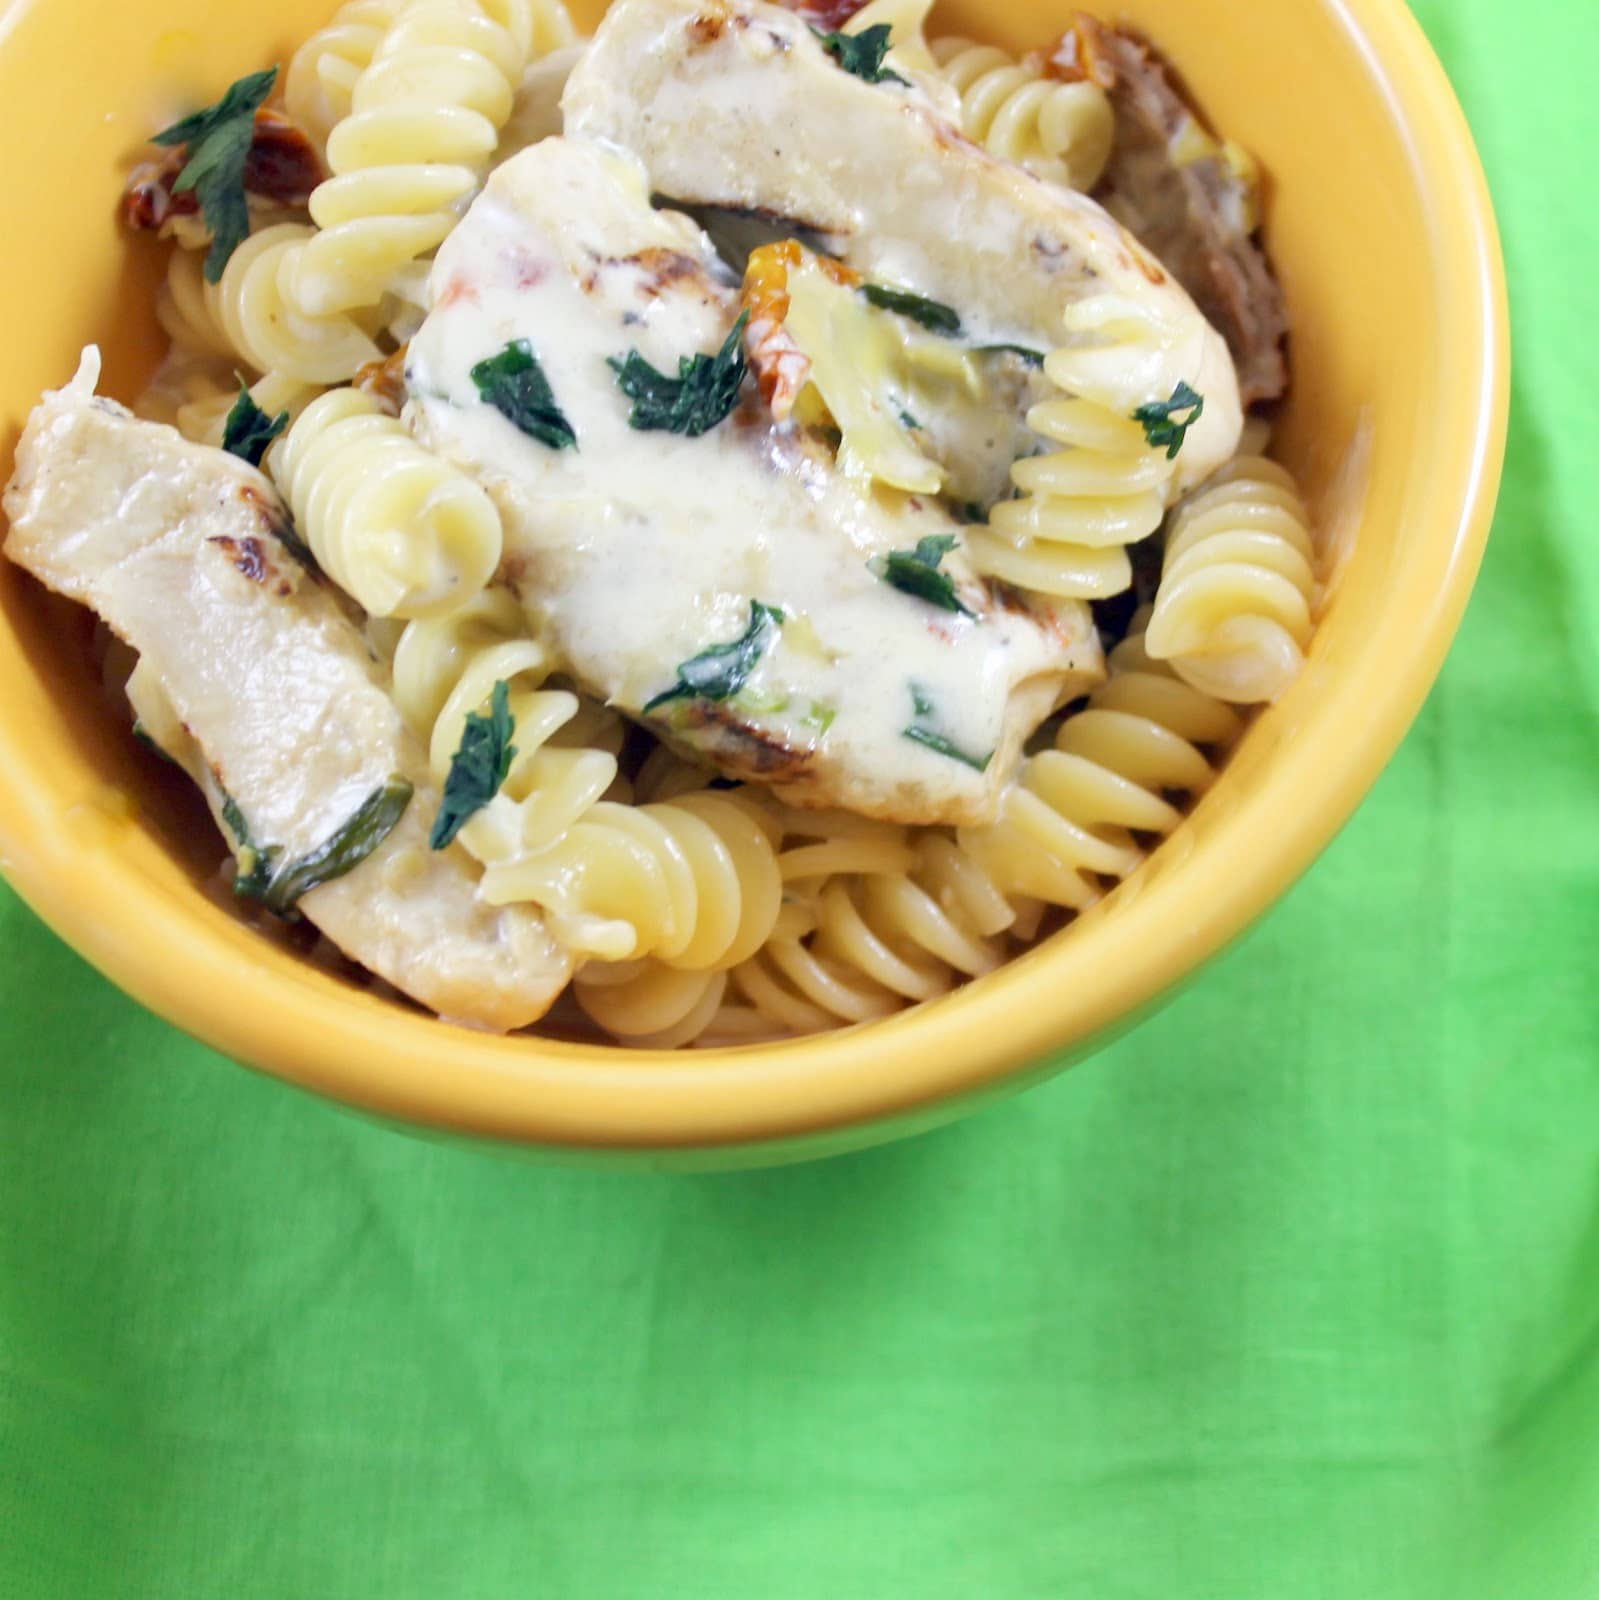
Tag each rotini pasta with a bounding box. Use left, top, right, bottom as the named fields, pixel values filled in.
left=958, top=616, right=1241, bottom=909
left=284, top=0, right=546, bottom=320
left=285, top=0, right=411, bottom=154
left=167, top=223, right=385, bottom=384
left=697, top=807, right=1013, bottom=1040
left=393, top=592, right=784, bottom=980
left=4, top=0, right=1323, bottom=1051
left=393, top=585, right=619, bottom=847
left=964, top=296, right=1185, bottom=598
left=931, top=36, right=1114, bottom=192
left=268, top=387, right=504, bottom=617
left=1144, top=456, right=1317, bottom=704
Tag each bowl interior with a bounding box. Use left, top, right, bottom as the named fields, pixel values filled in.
left=0, top=0, right=1506, bottom=1159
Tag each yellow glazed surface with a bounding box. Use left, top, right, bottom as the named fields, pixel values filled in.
left=0, top=0, right=1508, bottom=1163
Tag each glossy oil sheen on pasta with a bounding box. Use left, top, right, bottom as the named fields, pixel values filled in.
left=0, top=0, right=1320, bottom=1047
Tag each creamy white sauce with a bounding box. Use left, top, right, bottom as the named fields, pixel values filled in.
left=562, top=0, right=1243, bottom=495
left=405, top=138, right=1101, bottom=826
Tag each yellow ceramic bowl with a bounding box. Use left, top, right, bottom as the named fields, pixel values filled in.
left=0, top=0, right=1506, bottom=1166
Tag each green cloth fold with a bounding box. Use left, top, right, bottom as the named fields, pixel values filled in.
left=2, top=1, right=1596, bottom=1593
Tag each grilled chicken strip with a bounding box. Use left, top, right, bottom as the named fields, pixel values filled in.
left=404, top=138, right=1105, bottom=828
left=562, top=0, right=1243, bottom=493
left=3, top=353, right=571, bottom=1031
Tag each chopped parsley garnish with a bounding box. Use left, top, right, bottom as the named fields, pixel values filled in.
left=861, top=283, right=962, bottom=336
left=220, top=381, right=289, bottom=467
left=903, top=685, right=993, bottom=773
left=899, top=409, right=922, bottom=430
left=217, top=783, right=282, bottom=902
left=471, top=340, right=577, bottom=450
left=430, top=680, right=517, bottom=851
left=904, top=726, right=993, bottom=773
left=812, top=24, right=908, bottom=87
left=646, top=601, right=786, bottom=712
left=871, top=534, right=975, bottom=616
left=152, top=67, right=278, bottom=284
left=226, top=777, right=412, bottom=915
left=1134, top=381, right=1206, bottom=460
left=610, top=311, right=750, bottom=437
left=977, top=342, right=1047, bottom=368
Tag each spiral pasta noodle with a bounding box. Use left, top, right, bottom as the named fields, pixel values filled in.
left=284, top=0, right=547, bottom=319
left=964, top=295, right=1183, bottom=599
left=1144, top=456, right=1317, bottom=704
left=268, top=387, right=503, bottom=618
left=393, top=592, right=784, bottom=988
left=696, top=808, right=1012, bottom=1040
left=160, top=224, right=386, bottom=385
left=957, top=616, right=1242, bottom=910
left=286, top=0, right=411, bottom=154
left=931, top=37, right=1114, bottom=193
left=496, top=789, right=784, bottom=971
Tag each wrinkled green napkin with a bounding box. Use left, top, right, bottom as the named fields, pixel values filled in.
left=2, top=2, right=1595, bottom=1594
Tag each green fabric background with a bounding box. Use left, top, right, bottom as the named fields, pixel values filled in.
left=2, top=1, right=1595, bottom=1594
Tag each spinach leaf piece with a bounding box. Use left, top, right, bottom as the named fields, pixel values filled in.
left=220, top=381, right=289, bottom=467
left=813, top=24, right=908, bottom=87
left=471, top=340, right=577, bottom=450
left=430, top=681, right=517, bottom=851
left=610, top=312, right=750, bottom=437
left=229, top=778, right=413, bottom=915
left=646, top=601, right=786, bottom=712
left=1133, top=381, right=1206, bottom=460
left=871, top=533, right=975, bottom=616
left=861, top=283, right=962, bottom=336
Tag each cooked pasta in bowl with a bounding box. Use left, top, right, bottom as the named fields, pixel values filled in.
left=0, top=0, right=1506, bottom=1162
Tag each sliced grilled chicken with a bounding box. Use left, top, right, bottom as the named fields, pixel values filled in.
left=404, top=138, right=1104, bottom=828
left=3, top=352, right=570, bottom=1031
left=562, top=0, right=1243, bottom=491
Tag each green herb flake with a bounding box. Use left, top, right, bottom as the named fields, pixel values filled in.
left=812, top=24, right=909, bottom=87
left=216, top=782, right=282, bottom=901
left=1133, top=381, right=1206, bottom=460
left=152, top=67, right=278, bottom=284
left=861, top=283, right=962, bottom=336
left=976, top=342, right=1047, bottom=368
left=471, top=340, right=577, bottom=450
left=610, top=312, right=750, bottom=437
left=904, top=725, right=993, bottom=773
left=220, top=381, right=289, bottom=467
left=646, top=600, right=786, bottom=713
left=430, top=680, right=517, bottom=851
left=871, top=533, right=975, bottom=616
left=226, top=777, right=412, bottom=915
left=261, top=779, right=413, bottom=913
left=903, top=685, right=994, bottom=772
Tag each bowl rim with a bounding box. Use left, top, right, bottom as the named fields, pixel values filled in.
left=0, top=0, right=1511, bottom=1158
